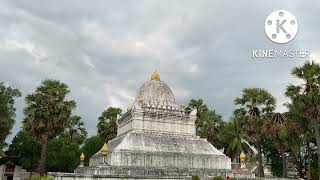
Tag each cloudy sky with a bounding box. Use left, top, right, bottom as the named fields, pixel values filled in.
left=1, top=0, right=319, bottom=143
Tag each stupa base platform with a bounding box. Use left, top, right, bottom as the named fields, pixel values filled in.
left=50, top=165, right=230, bottom=180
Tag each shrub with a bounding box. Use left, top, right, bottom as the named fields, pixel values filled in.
left=192, top=176, right=201, bottom=180
left=212, top=177, right=224, bottom=180
left=30, top=175, right=54, bottom=180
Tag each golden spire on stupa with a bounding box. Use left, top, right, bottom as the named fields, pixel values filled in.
left=80, top=153, right=85, bottom=161
left=100, top=143, right=108, bottom=155
left=151, top=70, right=160, bottom=81
left=240, top=151, right=246, bottom=161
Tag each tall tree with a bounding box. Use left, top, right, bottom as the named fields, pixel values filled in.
left=263, top=139, right=283, bottom=177
left=5, top=130, right=40, bottom=172
left=285, top=61, right=320, bottom=179
left=97, top=107, right=122, bottom=142
left=0, top=82, right=21, bottom=155
left=81, top=136, right=105, bottom=166
left=286, top=105, right=313, bottom=179
left=23, top=80, right=76, bottom=176
left=220, top=118, right=252, bottom=162
left=196, top=110, right=225, bottom=149
left=186, top=99, right=209, bottom=119
left=234, top=88, right=276, bottom=177
left=46, top=137, right=80, bottom=173
left=186, top=99, right=226, bottom=149
left=61, top=115, right=87, bottom=144
left=262, top=113, right=298, bottom=178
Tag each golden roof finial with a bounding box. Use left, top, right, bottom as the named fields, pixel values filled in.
left=100, top=143, right=108, bottom=155
left=80, top=153, right=85, bottom=161
left=151, top=70, right=160, bottom=81
left=240, top=151, right=246, bottom=161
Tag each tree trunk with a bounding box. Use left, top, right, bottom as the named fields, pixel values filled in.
left=281, top=149, right=287, bottom=178
left=28, top=171, right=33, bottom=180
left=39, top=134, right=48, bottom=177
left=307, top=141, right=311, bottom=180
left=297, top=147, right=304, bottom=178
left=314, top=125, right=320, bottom=180
left=257, top=143, right=265, bottom=177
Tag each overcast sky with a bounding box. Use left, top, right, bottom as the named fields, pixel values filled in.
left=1, top=0, right=319, bottom=143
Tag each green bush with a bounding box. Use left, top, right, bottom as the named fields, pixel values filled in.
left=212, top=177, right=224, bottom=180
left=30, top=175, right=54, bottom=180
left=192, top=176, right=201, bottom=180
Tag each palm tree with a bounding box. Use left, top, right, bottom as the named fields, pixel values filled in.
left=234, top=88, right=276, bottom=177
left=186, top=99, right=209, bottom=119
left=285, top=61, right=320, bottom=179
left=196, top=110, right=225, bottom=149
left=286, top=104, right=313, bottom=179
left=221, top=118, right=252, bottom=162
left=262, top=113, right=298, bottom=178
left=23, top=80, right=76, bottom=176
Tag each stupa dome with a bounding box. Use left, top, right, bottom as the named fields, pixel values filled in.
left=134, top=70, right=176, bottom=108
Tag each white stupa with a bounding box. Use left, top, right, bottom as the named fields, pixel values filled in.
left=53, top=71, right=231, bottom=180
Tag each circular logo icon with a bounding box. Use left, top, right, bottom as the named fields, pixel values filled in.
left=265, top=10, right=298, bottom=44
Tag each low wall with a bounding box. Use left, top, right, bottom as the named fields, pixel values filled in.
left=49, top=172, right=191, bottom=180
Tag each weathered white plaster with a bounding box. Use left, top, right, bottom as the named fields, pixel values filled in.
left=53, top=78, right=231, bottom=180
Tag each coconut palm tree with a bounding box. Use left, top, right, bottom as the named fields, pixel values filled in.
left=285, top=61, right=320, bottom=179
left=234, top=88, right=276, bottom=177
left=23, top=80, right=76, bottom=176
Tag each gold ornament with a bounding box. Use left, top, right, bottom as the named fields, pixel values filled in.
left=240, top=151, right=246, bottom=161
left=100, top=143, right=108, bottom=155
left=80, top=153, right=85, bottom=161
left=151, top=70, right=160, bottom=81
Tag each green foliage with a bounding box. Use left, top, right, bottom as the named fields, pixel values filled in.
left=23, top=79, right=76, bottom=142
left=262, top=113, right=299, bottom=177
left=186, top=98, right=208, bottom=118
left=46, top=138, right=80, bottom=173
left=61, top=115, right=87, bottom=144
left=192, top=176, right=200, bottom=180
left=23, top=79, right=76, bottom=176
left=81, top=135, right=105, bottom=166
left=97, top=107, right=122, bottom=141
left=186, top=99, right=226, bottom=149
left=5, top=130, right=40, bottom=171
left=196, top=110, right=225, bottom=149
left=234, top=88, right=276, bottom=177
left=263, top=139, right=283, bottom=177
left=220, top=118, right=252, bottom=161
left=311, top=151, right=319, bottom=180
left=285, top=61, right=320, bottom=178
left=234, top=88, right=276, bottom=117
left=0, top=82, right=21, bottom=155
left=30, top=175, right=53, bottom=180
